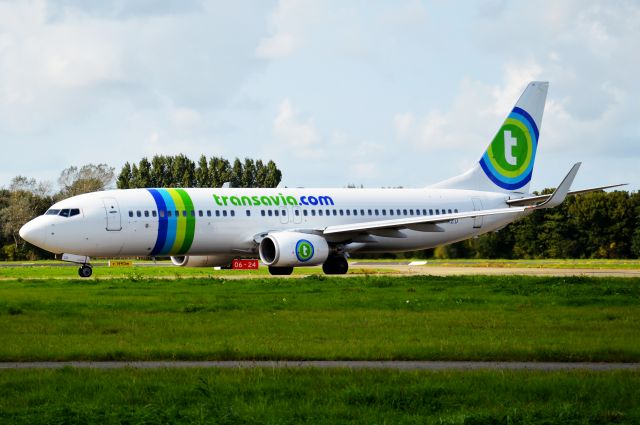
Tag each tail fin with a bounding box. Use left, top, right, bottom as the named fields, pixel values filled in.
left=431, top=81, right=548, bottom=194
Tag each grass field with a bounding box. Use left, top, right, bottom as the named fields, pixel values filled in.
left=0, top=368, right=638, bottom=424
left=0, top=274, right=638, bottom=362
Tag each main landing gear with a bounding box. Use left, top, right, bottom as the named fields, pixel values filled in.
left=78, top=264, right=93, bottom=278
left=322, top=256, right=349, bottom=275
left=268, top=266, right=294, bottom=276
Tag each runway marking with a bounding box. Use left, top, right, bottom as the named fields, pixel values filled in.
left=1, top=361, right=638, bottom=371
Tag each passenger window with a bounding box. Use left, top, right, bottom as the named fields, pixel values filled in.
left=182, top=210, right=187, bottom=217
left=333, top=210, right=338, bottom=216
left=389, top=209, right=394, bottom=216
left=303, top=210, right=308, bottom=216
left=282, top=210, right=286, bottom=216
left=152, top=211, right=157, bottom=218
left=339, top=210, right=344, bottom=216
left=353, top=210, right=357, bottom=216
left=223, top=210, right=228, bottom=217
left=454, top=209, right=458, bottom=213
left=136, top=211, right=141, bottom=218
left=230, top=211, right=235, bottom=217
left=403, top=209, right=407, bottom=215
left=422, top=209, right=427, bottom=215
left=144, top=211, right=149, bottom=217
left=448, top=209, right=452, bottom=214
left=261, top=210, right=266, bottom=216
left=435, top=210, right=440, bottom=215
left=175, top=210, right=179, bottom=217
left=168, top=210, right=172, bottom=217
left=207, top=210, right=212, bottom=217
left=311, top=210, right=316, bottom=216
left=360, top=209, right=365, bottom=216
left=128, top=211, right=133, bottom=218
left=70, top=208, right=80, bottom=217
left=275, top=210, right=279, bottom=216
left=382, top=210, right=386, bottom=216
left=191, top=210, right=195, bottom=217
left=268, top=210, right=273, bottom=217
left=409, top=209, right=414, bottom=215
left=429, top=209, right=433, bottom=215
left=246, top=210, right=251, bottom=217
left=396, top=209, right=401, bottom=215
left=368, top=209, right=372, bottom=215
left=375, top=209, right=379, bottom=215
left=198, top=210, right=203, bottom=217
left=159, top=210, right=165, bottom=218
left=346, top=210, right=350, bottom=216
left=327, top=209, right=331, bottom=216
left=294, top=210, right=299, bottom=216
left=216, top=211, right=220, bottom=217
left=318, top=210, right=323, bottom=216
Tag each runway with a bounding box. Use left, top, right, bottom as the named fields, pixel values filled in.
left=1, top=361, right=639, bottom=371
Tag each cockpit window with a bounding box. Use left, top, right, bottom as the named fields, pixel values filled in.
left=46, top=209, right=60, bottom=215
left=59, top=209, right=70, bottom=217
left=69, top=208, right=80, bottom=217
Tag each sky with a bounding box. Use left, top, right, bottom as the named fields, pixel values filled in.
left=0, top=0, right=638, bottom=192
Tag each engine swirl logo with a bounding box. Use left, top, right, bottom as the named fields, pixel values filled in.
left=479, top=106, right=539, bottom=190
left=296, top=239, right=314, bottom=262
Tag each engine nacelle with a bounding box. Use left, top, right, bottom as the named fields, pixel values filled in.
left=170, top=255, right=233, bottom=267
left=259, top=232, right=329, bottom=267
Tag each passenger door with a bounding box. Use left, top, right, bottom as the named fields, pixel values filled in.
left=102, top=197, right=122, bottom=231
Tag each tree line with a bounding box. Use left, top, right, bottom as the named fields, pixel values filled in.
left=117, top=155, right=282, bottom=189
left=375, top=189, right=640, bottom=260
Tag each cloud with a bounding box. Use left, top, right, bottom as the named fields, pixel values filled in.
left=256, top=33, right=295, bottom=59
left=273, top=99, right=323, bottom=157
left=394, top=60, right=543, bottom=157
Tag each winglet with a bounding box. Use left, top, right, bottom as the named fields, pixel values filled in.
left=531, top=162, right=581, bottom=209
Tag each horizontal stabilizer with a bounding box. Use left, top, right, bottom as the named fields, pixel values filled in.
left=507, top=183, right=628, bottom=207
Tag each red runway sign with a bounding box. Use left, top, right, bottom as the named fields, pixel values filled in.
left=232, top=259, right=259, bottom=270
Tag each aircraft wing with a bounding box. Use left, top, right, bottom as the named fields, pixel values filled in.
left=322, top=206, right=528, bottom=236
left=323, top=163, right=582, bottom=237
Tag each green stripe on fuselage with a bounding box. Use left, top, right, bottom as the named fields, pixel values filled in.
left=176, top=189, right=195, bottom=255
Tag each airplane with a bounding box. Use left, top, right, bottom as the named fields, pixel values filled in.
left=19, top=81, right=623, bottom=277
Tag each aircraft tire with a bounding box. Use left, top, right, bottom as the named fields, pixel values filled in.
left=78, top=265, right=93, bottom=278
left=322, top=256, right=348, bottom=275
left=268, top=266, right=294, bottom=276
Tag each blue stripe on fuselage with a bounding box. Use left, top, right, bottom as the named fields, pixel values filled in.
left=147, top=189, right=167, bottom=256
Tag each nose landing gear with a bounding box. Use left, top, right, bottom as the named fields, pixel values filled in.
left=78, top=264, right=93, bottom=278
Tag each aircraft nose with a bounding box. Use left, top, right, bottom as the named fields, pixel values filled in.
left=19, top=219, right=46, bottom=248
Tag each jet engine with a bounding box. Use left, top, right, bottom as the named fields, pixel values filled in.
left=170, top=255, right=234, bottom=267
left=259, top=232, right=329, bottom=267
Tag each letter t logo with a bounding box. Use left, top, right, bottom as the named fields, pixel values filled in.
left=503, top=130, right=518, bottom=166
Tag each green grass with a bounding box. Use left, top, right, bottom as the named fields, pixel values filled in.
left=0, top=275, right=638, bottom=362
left=0, top=368, right=638, bottom=424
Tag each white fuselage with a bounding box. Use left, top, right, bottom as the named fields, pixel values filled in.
left=20, top=187, right=525, bottom=258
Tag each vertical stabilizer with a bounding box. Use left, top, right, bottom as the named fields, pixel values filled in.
left=431, top=81, right=548, bottom=194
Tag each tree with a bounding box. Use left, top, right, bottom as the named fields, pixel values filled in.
left=58, top=164, right=115, bottom=198
left=117, top=162, right=132, bottom=189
